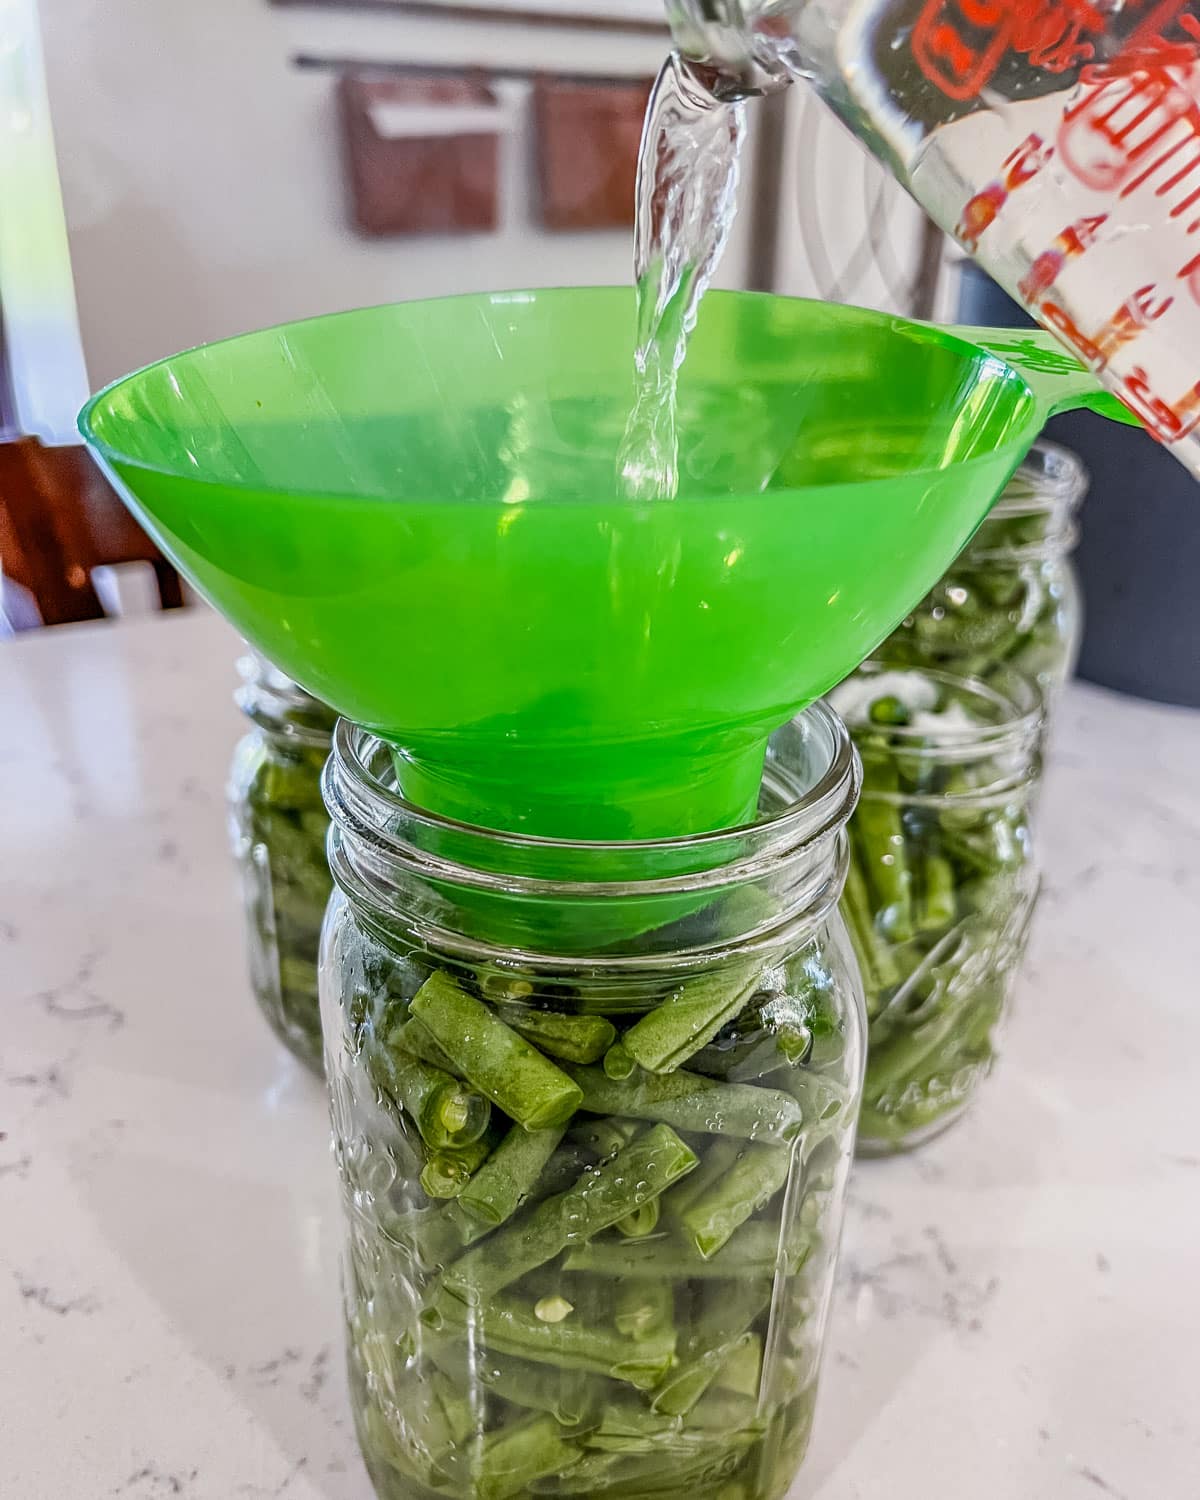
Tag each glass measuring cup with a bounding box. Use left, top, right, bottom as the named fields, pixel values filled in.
left=668, top=0, right=1200, bottom=477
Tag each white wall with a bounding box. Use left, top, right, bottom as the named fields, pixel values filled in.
left=38, top=1, right=755, bottom=389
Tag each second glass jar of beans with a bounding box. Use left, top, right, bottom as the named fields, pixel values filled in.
left=831, top=662, right=1042, bottom=1154
left=875, top=440, right=1086, bottom=732
left=228, top=651, right=338, bottom=1074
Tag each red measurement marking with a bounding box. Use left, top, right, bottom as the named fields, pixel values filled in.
left=1040, top=298, right=1106, bottom=365
left=956, top=133, right=1054, bottom=248
left=1119, top=364, right=1200, bottom=439
left=1058, top=66, right=1200, bottom=192
left=1177, top=246, right=1200, bottom=298
left=1018, top=213, right=1108, bottom=300
left=1093, top=282, right=1175, bottom=360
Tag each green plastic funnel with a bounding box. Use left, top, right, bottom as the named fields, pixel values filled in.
left=79, top=288, right=1129, bottom=840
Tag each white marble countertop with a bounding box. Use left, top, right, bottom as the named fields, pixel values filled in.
left=3, top=609, right=1198, bottom=1500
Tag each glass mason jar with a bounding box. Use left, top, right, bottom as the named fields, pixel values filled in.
left=320, top=705, right=866, bottom=1500
left=228, top=651, right=338, bottom=1073
left=875, top=441, right=1087, bottom=725
left=830, top=663, right=1042, bottom=1155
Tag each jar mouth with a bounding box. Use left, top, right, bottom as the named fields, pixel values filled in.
left=829, top=662, right=1044, bottom=761
left=324, top=702, right=859, bottom=970
left=328, top=700, right=857, bottom=876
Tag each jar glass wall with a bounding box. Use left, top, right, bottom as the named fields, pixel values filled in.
left=831, top=663, right=1042, bottom=1155
left=320, top=707, right=866, bottom=1500
left=228, top=651, right=337, bottom=1073
left=875, top=441, right=1086, bottom=728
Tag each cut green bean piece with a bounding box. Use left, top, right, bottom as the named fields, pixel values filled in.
left=457, top=1123, right=566, bottom=1228
left=367, top=1041, right=491, bottom=1151
left=603, top=1041, right=637, bottom=1080
left=474, top=1413, right=582, bottom=1500
left=652, top=1283, right=770, bottom=1416
left=498, top=1006, right=617, bottom=1065
left=442, top=1124, right=698, bottom=1307
left=854, top=772, right=914, bottom=942
left=566, top=1065, right=804, bottom=1144
left=615, top=1198, right=661, bottom=1239
left=412, top=971, right=583, bottom=1131
left=388, top=1016, right=463, bottom=1077
left=566, top=1117, right=639, bottom=1162
left=426, top=1291, right=677, bottom=1390
left=917, top=852, right=957, bottom=933
left=678, top=1142, right=793, bottom=1258
left=715, top=1332, right=763, bottom=1399
left=619, top=956, right=763, bottom=1075
left=582, top=1397, right=680, bottom=1452
left=420, top=1134, right=495, bottom=1199
left=428, top=1339, right=596, bottom=1426
left=564, top=1221, right=802, bottom=1280
left=662, top=1139, right=743, bottom=1228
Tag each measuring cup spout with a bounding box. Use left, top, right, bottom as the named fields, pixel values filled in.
left=946, top=326, right=1142, bottom=428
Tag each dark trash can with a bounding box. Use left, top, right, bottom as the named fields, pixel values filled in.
left=957, top=260, right=1200, bottom=708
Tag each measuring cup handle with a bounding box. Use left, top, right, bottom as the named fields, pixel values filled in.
left=944, top=325, right=1142, bottom=427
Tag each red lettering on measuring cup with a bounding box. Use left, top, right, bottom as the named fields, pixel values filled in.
left=1118, top=365, right=1200, bottom=439
left=1018, top=214, right=1109, bottom=300
left=913, top=0, right=1106, bottom=101
left=956, top=133, right=1054, bottom=247
left=913, top=0, right=1013, bottom=100
left=1040, top=299, right=1107, bottom=365
left=1010, top=0, right=1099, bottom=72
left=1094, top=283, right=1175, bottom=358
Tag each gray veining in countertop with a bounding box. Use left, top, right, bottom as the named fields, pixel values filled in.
left=2, top=609, right=1197, bottom=1499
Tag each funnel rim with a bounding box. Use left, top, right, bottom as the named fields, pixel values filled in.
left=77, top=286, right=1043, bottom=503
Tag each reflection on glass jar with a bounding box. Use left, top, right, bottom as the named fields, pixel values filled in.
left=227, top=651, right=337, bottom=1074
left=320, top=707, right=866, bottom=1500
left=876, top=441, right=1087, bottom=728
left=831, top=663, right=1042, bottom=1155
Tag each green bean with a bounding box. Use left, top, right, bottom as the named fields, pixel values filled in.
left=427, top=1338, right=596, bottom=1426
left=652, top=1283, right=770, bottom=1417
left=615, top=1199, right=661, bottom=1239
left=676, top=1143, right=793, bottom=1258
left=457, top=1123, right=567, bottom=1228
left=498, top=1007, right=617, bottom=1065
left=442, top=1124, right=697, bottom=1308
left=604, top=1042, right=638, bottom=1080
left=367, top=1039, right=492, bottom=1152
left=618, top=956, right=763, bottom=1074
left=412, top=971, right=583, bottom=1130
left=563, top=1221, right=802, bottom=1280
left=566, top=1117, right=639, bottom=1162
left=566, top=1066, right=804, bottom=1144
left=474, top=1413, right=582, bottom=1500
left=388, top=1015, right=463, bottom=1077
left=853, top=767, right=914, bottom=942
left=840, top=854, right=899, bottom=995
left=425, top=1291, right=677, bottom=1390
left=420, top=1134, right=496, bottom=1200
left=916, top=852, right=957, bottom=933
left=715, top=1333, right=763, bottom=1399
